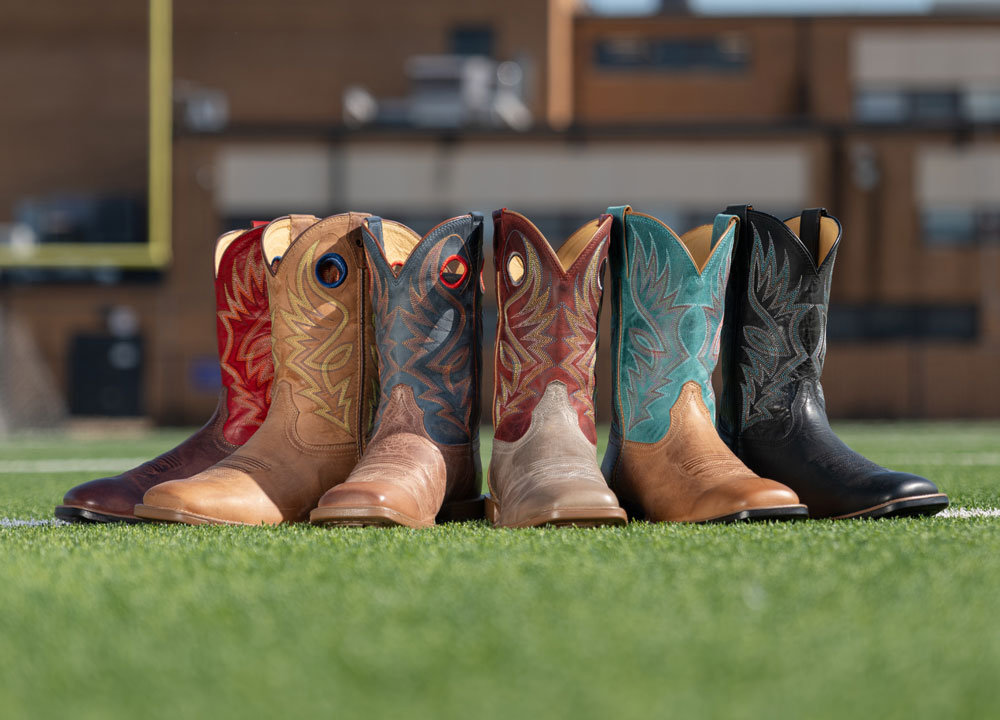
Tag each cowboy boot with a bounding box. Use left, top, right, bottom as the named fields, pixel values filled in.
left=55, top=225, right=274, bottom=523
left=135, top=213, right=376, bottom=525
left=487, top=209, right=626, bottom=528
left=718, top=205, right=949, bottom=519
left=601, top=206, right=806, bottom=523
left=311, top=214, right=485, bottom=528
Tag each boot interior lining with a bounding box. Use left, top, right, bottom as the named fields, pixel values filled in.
left=262, top=215, right=319, bottom=266
left=214, top=229, right=247, bottom=278
left=784, top=216, right=839, bottom=266
left=631, top=212, right=732, bottom=274
left=507, top=253, right=525, bottom=283
left=378, top=221, right=423, bottom=267
left=678, top=218, right=737, bottom=273
left=556, top=218, right=604, bottom=272
left=679, top=224, right=715, bottom=272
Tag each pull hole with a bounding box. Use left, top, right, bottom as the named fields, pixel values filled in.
left=440, top=254, right=469, bottom=289
left=316, top=253, right=347, bottom=288
left=507, top=252, right=525, bottom=286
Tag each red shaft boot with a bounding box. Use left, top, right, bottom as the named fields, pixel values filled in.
left=55, top=226, right=274, bottom=523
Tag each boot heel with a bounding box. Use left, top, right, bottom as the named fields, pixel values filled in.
left=436, top=494, right=486, bottom=523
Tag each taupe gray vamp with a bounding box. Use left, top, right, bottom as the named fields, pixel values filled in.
left=488, top=382, right=627, bottom=528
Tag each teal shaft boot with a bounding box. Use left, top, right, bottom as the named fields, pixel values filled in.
left=601, top=205, right=807, bottom=523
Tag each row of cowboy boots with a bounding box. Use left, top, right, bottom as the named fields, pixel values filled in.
left=56, top=205, right=947, bottom=527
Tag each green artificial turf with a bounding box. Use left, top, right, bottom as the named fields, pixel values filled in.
left=1, top=423, right=999, bottom=719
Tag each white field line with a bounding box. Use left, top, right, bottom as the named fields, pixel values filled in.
left=938, top=507, right=1000, bottom=519
left=0, top=458, right=149, bottom=474
left=1, top=518, right=67, bottom=528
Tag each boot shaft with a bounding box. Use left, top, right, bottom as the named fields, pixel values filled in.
left=261, top=213, right=376, bottom=450
left=362, top=213, right=484, bottom=446
left=492, top=209, right=610, bottom=444
left=719, top=205, right=842, bottom=441
left=607, top=206, right=737, bottom=445
left=213, top=226, right=274, bottom=446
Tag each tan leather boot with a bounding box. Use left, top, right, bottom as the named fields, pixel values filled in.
left=55, top=225, right=274, bottom=523
left=311, top=214, right=485, bottom=528
left=488, top=209, right=627, bottom=528
left=135, top=213, right=376, bottom=525
left=601, top=206, right=806, bottom=522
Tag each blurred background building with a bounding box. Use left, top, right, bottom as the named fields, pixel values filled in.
left=1, top=0, right=999, bottom=428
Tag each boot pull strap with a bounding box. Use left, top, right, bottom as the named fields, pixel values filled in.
left=798, top=207, right=827, bottom=267
left=466, top=212, right=485, bottom=291
left=492, top=209, right=506, bottom=269
left=364, top=216, right=384, bottom=252
left=468, top=212, right=485, bottom=258
left=712, top=213, right=739, bottom=251
left=606, top=205, right=631, bottom=277
left=723, top=204, right=752, bottom=242
left=607, top=205, right=631, bottom=229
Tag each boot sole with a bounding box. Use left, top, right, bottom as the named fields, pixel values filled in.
left=309, top=505, right=430, bottom=529
left=700, top=504, right=809, bottom=524
left=310, top=495, right=486, bottom=529
left=54, top=505, right=144, bottom=524
left=831, top=493, right=950, bottom=520
left=133, top=504, right=248, bottom=526
left=485, top=495, right=628, bottom=529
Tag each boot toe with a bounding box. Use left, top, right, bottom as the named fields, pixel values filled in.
left=506, top=479, right=625, bottom=526
left=318, top=481, right=420, bottom=514
left=312, top=431, right=446, bottom=527
left=59, top=476, right=140, bottom=520
left=740, top=479, right=803, bottom=510
left=688, top=476, right=803, bottom=522
left=138, top=470, right=281, bottom=524
left=879, top=471, right=941, bottom=501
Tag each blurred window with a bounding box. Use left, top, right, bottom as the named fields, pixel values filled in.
left=450, top=26, right=495, bottom=57
left=963, top=88, right=1000, bottom=122
left=855, top=90, right=908, bottom=123
left=979, top=210, right=1000, bottom=245
left=594, top=34, right=748, bottom=72
left=13, top=195, right=145, bottom=246
left=856, top=87, right=1000, bottom=123
left=911, top=90, right=961, bottom=123
left=828, top=304, right=978, bottom=342
left=922, top=208, right=976, bottom=246
left=921, top=208, right=1000, bottom=247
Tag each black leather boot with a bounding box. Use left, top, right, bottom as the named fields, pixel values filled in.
left=718, top=205, right=949, bottom=519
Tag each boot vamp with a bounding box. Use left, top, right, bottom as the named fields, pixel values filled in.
left=741, top=388, right=940, bottom=517
left=140, top=425, right=358, bottom=524
left=316, top=432, right=446, bottom=525
left=60, top=403, right=234, bottom=518
left=373, top=384, right=481, bottom=507
left=614, top=382, right=801, bottom=522
left=489, top=383, right=620, bottom=526
left=141, top=469, right=287, bottom=525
